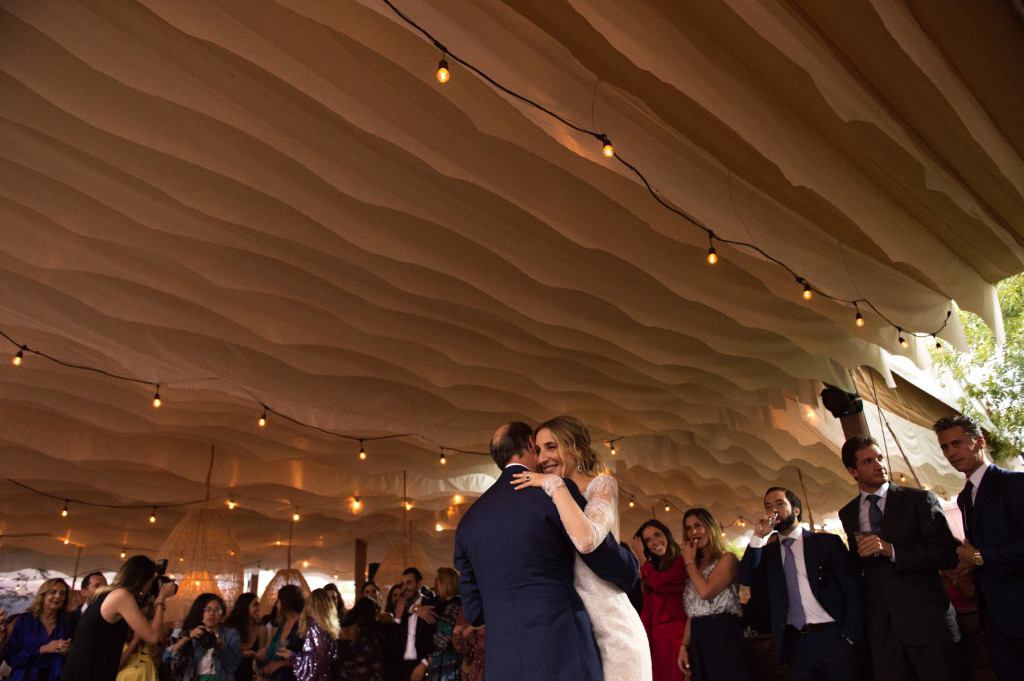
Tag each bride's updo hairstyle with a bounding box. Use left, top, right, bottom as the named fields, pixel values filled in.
left=535, top=415, right=603, bottom=477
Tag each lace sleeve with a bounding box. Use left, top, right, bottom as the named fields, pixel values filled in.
left=568, top=475, right=618, bottom=555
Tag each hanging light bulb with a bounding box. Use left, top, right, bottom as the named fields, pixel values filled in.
left=599, top=134, right=614, bottom=158
left=899, top=473, right=906, bottom=483
left=226, top=499, right=237, bottom=510
left=802, top=281, right=812, bottom=300
left=437, top=54, right=450, bottom=83
left=855, top=311, right=864, bottom=327
left=352, top=497, right=361, bottom=511
left=453, top=494, right=463, bottom=505
left=292, top=510, right=300, bottom=522
left=898, top=328, right=908, bottom=349
left=439, top=451, right=447, bottom=465
left=64, top=537, right=70, bottom=545
left=358, top=439, right=366, bottom=460
left=12, top=348, right=24, bottom=366
left=259, top=408, right=267, bottom=427
left=664, top=500, right=670, bottom=512
left=120, top=549, right=126, bottom=559
left=706, top=245, right=718, bottom=265
left=405, top=500, right=413, bottom=511
left=61, top=501, right=69, bottom=518
left=934, top=337, right=943, bottom=351
left=149, top=508, right=157, bottom=523
left=435, top=523, right=444, bottom=532
left=628, top=497, right=635, bottom=509
left=152, top=386, right=161, bottom=408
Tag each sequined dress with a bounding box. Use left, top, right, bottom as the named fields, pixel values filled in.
left=290, top=620, right=338, bottom=681
left=550, top=474, right=653, bottom=681
left=682, top=560, right=755, bottom=681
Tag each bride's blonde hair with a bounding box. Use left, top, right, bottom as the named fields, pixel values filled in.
left=535, top=416, right=603, bottom=477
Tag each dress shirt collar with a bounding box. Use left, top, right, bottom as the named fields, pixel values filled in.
left=859, top=481, right=890, bottom=503
left=968, top=463, right=992, bottom=498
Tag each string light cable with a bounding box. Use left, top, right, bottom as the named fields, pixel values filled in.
left=377, top=0, right=954, bottom=346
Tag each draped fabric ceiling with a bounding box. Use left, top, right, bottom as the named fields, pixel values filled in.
left=1, top=0, right=1023, bottom=581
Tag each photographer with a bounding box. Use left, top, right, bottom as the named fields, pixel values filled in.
left=163, top=594, right=240, bottom=681
left=62, top=555, right=177, bottom=681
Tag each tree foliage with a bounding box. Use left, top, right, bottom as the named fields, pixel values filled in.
left=933, top=273, right=1024, bottom=463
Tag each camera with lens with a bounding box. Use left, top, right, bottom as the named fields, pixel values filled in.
left=197, top=627, right=218, bottom=649
left=150, top=558, right=178, bottom=599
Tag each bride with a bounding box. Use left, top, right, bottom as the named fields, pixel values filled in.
left=512, top=416, right=652, bottom=681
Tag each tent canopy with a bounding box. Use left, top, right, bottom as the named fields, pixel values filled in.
left=1, top=0, right=1021, bottom=578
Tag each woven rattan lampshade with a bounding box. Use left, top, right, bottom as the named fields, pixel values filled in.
left=259, top=569, right=310, bottom=617
left=375, top=541, right=435, bottom=590
left=158, top=508, right=243, bottom=625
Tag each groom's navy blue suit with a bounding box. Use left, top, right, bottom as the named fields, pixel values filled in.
left=454, top=464, right=638, bottom=681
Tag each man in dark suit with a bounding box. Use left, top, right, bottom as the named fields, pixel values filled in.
left=837, top=435, right=960, bottom=681
left=453, top=421, right=638, bottom=681
left=738, top=487, right=863, bottom=681
left=934, top=414, right=1024, bottom=681
left=386, top=567, right=440, bottom=681
left=67, top=571, right=107, bottom=637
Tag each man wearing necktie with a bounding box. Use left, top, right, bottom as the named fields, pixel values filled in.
left=838, top=435, right=961, bottom=681
left=738, top=487, right=863, bottom=680
left=934, top=414, right=1024, bottom=681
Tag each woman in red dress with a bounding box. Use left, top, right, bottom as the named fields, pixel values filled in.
left=633, top=519, right=688, bottom=681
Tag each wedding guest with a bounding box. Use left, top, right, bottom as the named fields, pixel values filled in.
left=224, top=594, right=267, bottom=681
left=633, top=519, right=688, bottom=681
left=323, top=584, right=347, bottom=624
left=261, top=585, right=304, bottom=681
left=61, top=555, right=176, bottom=681
left=162, top=593, right=241, bottom=681
left=115, top=603, right=157, bottom=681
left=3, top=579, right=71, bottom=681
left=451, top=609, right=484, bottom=681
left=288, top=589, right=339, bottom=681
left=676, top=508, right=754, bottom=681
left=338, top=598, right=387, bottom=681
left=424, top=568, right=462, bottom=681
left=67, top=572, right=107, bottom=637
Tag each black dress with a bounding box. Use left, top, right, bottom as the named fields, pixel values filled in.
left=61, top=591, right=130, bottom=681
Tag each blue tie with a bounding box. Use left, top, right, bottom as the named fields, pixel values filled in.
left=867, top=494, right=884, bottom=534
left=782, top=537, right=806, bottom=630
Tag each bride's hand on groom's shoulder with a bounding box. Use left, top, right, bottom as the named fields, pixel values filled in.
left=511, top=471, right=550, bottom=490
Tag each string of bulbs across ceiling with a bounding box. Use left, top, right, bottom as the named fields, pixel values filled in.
left=379, top=0, right=954, bottom=350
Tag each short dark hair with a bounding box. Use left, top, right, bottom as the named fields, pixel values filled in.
left=765, top=487, right=802, bottom=516
left=841, top=435, right=879, bottom=469
left=402, top=567, right=423, bottom=583
left=490, top=421, right=533, bottom=468
left=276, top=584, right=305, bottom=618
left=81, top=571, right=105, bottom=591
left=933, top=414, right=982, bottom=440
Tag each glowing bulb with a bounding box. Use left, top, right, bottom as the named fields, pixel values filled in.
left=359, top=440, right=366, bottom=460
left=899, top=473, right=906, bottom=483
left=292, top=512, right=300, bottom=522
left=664, top=502, right=670, bottom=512
left=120, top=550, right=126, bottom=559
left=226, top=500, right=237, bottom=510
left=628, top=499, right=635, bottom=508
left=707, top=247, right=718, bottom=265
left=152, top=387, right=161, bottom=408
left=900, top=336, right=909, bottom=349
left=802, top=283, right=812, bottom=300
left=149, top=510, right=157, bottom=523
left=64, top=538, right=70, bottom=545
left=12, top=349, right=23, bottom=366
left=352, top=497, right=361, bottom=511
left=302, top=560, right=309, bottom=568
left=333, top=573, right=339, bottom=580
left=61, top=502, right=68, bottom=518
left=721, top=532, right=727, bottom=538
left=259, top=410, right=267, bottom=427
left=437, top=58, right=450, bottom=83
left=439, top=453, right=447, bottom=465
left=855, top=312, right=864, bottom=327
left=603, top=143, right=614, bottom=157
left=935, top=337, right=943, bottom=351
left=610, top=444, right=617, bottom=456
left=405, top=501, right=413, bottom=511
left=435, top=523, right=444, bottom=532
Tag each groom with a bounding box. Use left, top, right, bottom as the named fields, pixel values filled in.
left=454, top=421, right=638, bottom=681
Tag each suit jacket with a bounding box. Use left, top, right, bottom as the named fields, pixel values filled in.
left=839, top=484, right=959, bottom=646
left=958, top=465, right=1024, bottom=639
left=388, top=591, right=439, bottom=664
left=453, top=465, right=638, bottom=681
left=737, top=529, right=863, bottom=662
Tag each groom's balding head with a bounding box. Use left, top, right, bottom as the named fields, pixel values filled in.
left=490, top=421, right=536, bottom=469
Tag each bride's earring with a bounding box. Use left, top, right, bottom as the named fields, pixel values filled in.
left=577, top=465, right=583, bottom=472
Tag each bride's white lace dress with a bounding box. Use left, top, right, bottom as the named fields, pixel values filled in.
left=566, top=474, right=653, bottom=681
